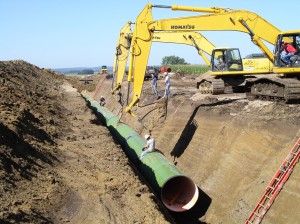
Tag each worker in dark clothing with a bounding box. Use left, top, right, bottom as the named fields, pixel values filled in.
left=152, top=73, right=158, bottom=96
left=100, top=96, right=106, bottom=106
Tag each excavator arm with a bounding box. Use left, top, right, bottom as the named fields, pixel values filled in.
left=112, top=21, right=215, bottom=95
left=152, top=31, right=214, bottom=66
left=125, top=4, right=282, bottom=113
left=112, top=21, right=133, bottom=95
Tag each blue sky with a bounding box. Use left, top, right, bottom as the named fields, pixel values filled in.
left=0, top=1, right=298, bottom=69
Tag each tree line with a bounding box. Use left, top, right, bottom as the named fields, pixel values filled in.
left=161, top=55, right=188, bottom=65
left=65, top=69, right=95, bottom=75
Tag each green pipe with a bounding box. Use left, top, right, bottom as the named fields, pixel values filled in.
left=82, top=94, right=198, bottom=212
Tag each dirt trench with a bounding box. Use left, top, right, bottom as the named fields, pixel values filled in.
left=1, top=60, right=300, bottom=224
left=90, top=72, right=300, bottom=224
left=51, top=83, right=171, bottom=224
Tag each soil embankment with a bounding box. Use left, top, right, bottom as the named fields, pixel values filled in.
left=0, top=61, right=170, bottom=224
left=1, top=60, right=299, bottom=224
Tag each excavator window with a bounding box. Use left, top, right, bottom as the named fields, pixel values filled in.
left=227, top=49, right=243, bottom=71
left=212, top=49, right=243, bottom=71
left=274, top=35, right=283, bottom=66
left=212, top=50, right=227, bottom=71
left=275, top=34, right=300, bottom=67
left=295, top=35, right=300, bottom=53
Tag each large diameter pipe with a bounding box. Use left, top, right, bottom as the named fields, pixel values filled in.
left=139, top=152, right=199, bottom=212
left=82, top=94, right=198, bottom=212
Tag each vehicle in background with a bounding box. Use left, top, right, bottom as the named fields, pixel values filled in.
left=160, top=66, right=171, bottom=74
left=101, top=65, right=108, bottom=75
left=144, top=66, right=156, bottom=80
left=106, top=73, right=114, bottom=79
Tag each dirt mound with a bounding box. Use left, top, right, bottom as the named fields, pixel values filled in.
left=0, top=61, right=170, bottom=223
left=0, top=60, right=68, bottom=222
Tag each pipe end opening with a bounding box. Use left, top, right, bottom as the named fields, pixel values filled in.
left=161, top=175, right=198, bottom=212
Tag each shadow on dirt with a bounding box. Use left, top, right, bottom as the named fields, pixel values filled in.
left=171, top=187, right=212, bottom=224
left=171, top=99, right=240, bottom=160
left=0, top=123, right=56, bottom=181
left=170, top=105, right=200, bottom=160
left=0, top=208, right=52, bottom=224
left=18, top=109, right=55, bottom=144
left=90, top=117, right=104, bottom=126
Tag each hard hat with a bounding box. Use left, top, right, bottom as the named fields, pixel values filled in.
left=144, top=134, right=150, bottom=140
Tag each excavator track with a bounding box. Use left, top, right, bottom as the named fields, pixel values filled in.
left=197, top=78, right=225, bottom=94
left=245, top=76, right=300, bottom=103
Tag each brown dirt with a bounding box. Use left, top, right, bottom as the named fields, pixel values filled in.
left=0, top=61, right=170, bottom=224
left=1, top=60, right=300, bottom=224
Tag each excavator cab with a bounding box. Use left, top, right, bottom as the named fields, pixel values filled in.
left=275, top=33, right=300, bottom=67
left=211, top=48, right=243, bottom=72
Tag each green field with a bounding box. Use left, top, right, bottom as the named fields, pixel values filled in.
left=163, top=64, right=210, bottom=75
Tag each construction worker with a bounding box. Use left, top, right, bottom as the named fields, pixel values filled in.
left=139, top=134, right=155, bottom=160
left=278, top=41, right=297, bottom=66
left=151, top=72, right=158, bottom=96
left=164, top=71, right=171, bottom=97
left=99, top=96, right=106, bottom=106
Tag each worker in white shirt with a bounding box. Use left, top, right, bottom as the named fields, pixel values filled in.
left=139, top=134, right=155, bottom=160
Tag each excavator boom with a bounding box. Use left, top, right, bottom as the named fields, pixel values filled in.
left=147, top=4, right=280, bottom=60
left=152, top=31, right=214, bottom=62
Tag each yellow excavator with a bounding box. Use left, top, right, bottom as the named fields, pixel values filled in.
left=111, top=22, right=213, bottom=96
left=112, top=22, right=272, bottom=101
left=124, top=4, right=300, bottom=114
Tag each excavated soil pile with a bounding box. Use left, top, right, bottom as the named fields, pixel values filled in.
left=0, top=60, right=68, bottom=223
left=0, top=61, right=170, bottom=224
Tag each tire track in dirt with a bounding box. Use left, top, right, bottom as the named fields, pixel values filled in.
left=53, top=83, right=112, bottom=223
